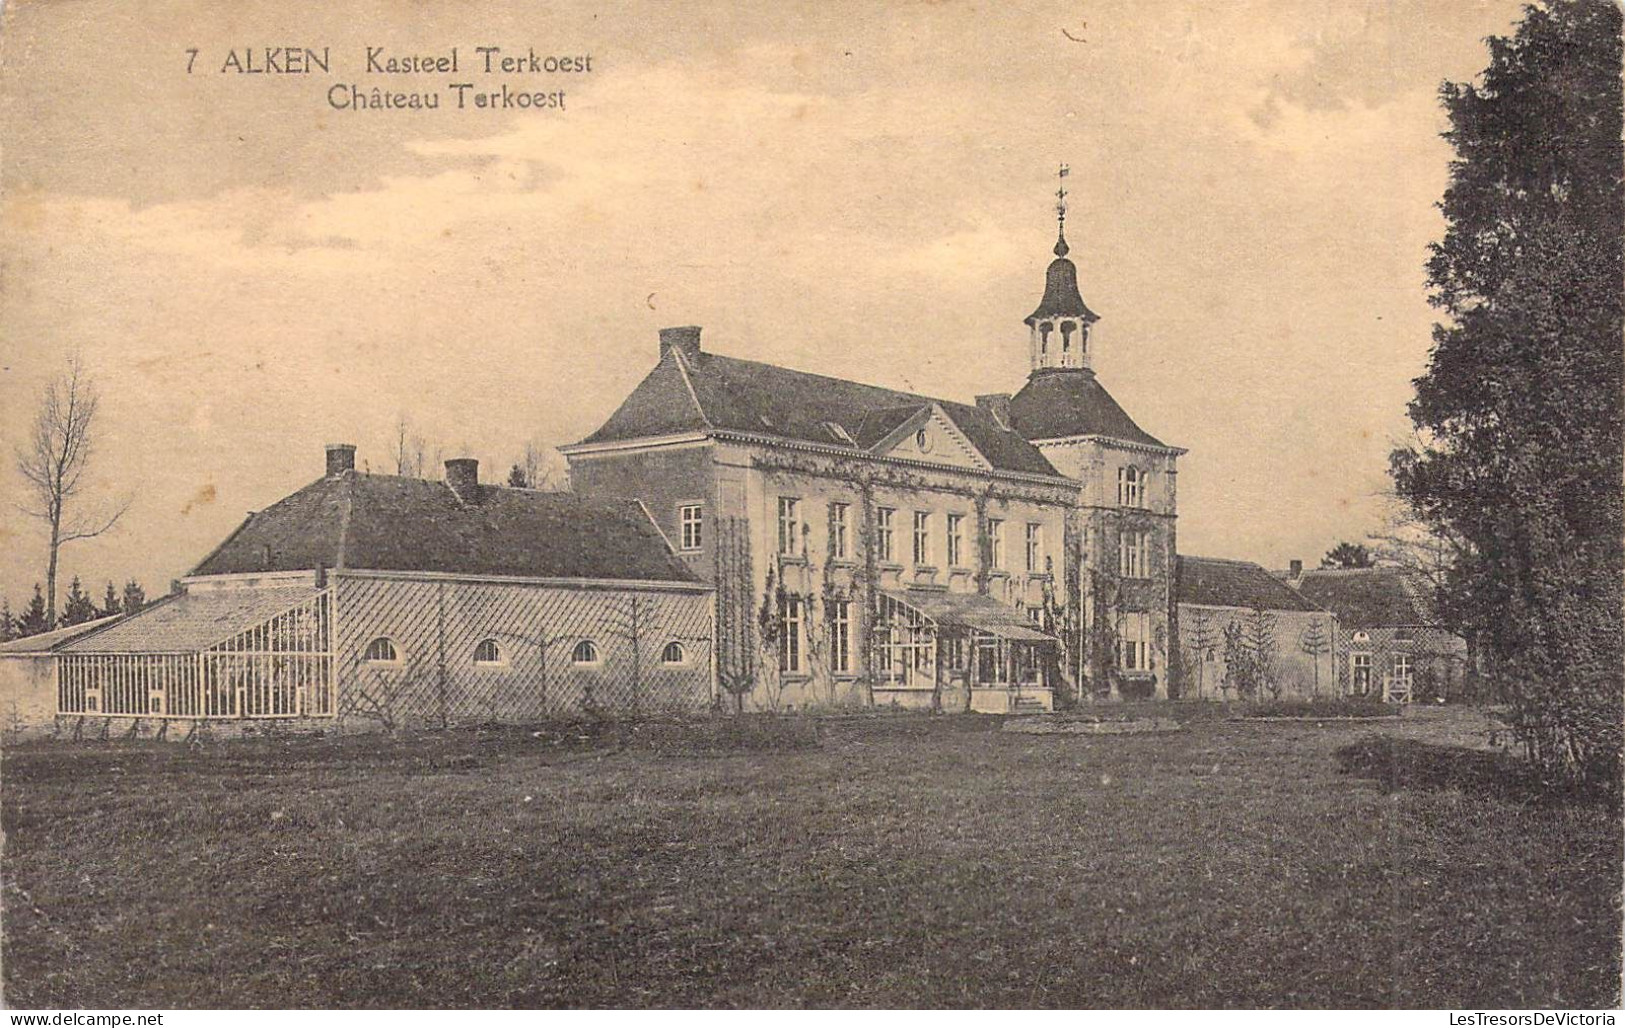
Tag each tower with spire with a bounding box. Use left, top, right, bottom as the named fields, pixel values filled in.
left=1025, top=164, right=1099, bottom=372
left=1000, top=165, right=1187, bottom=701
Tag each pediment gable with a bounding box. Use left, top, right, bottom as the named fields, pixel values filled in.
left=870, top=405, right=992, bottom=471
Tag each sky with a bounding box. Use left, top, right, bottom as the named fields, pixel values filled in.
left=0, top=0, right=1530, bottom=611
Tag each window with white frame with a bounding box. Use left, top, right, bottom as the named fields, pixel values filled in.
left=913, top=511, right=932, bottom=566
left=830, top=502, right=850, bottom=560
left=777, top=497, right=801, bottom=556
left=571, top=640, right=600, bottom=666
left=363, top=637, right=400, bottom=664
left=830, top=599, right=851, bottom=673
left=1118, top=612, right=1151, bottom=671
left=679, top=504, right=703, bottom=551
left=661, top=641, right=686, bottom=665
left=946, top=513, right=965, bottom=567
left=1351, top=652, right=1372, bottom=695
left=876, top=507, right=896, bottom=563
left=988, top=518, right=1005, bottom=569
left=1391, top=653, right=1413, bottom=694
left=1025, top=523, right=1043, bottom=573
left=778, top=594, right=803, bottom=674
left=473, top=638, right=502, bottom=665
left=1119, top=529, right=1150, bottom=578
left=1118, top=466, right=1144, bottom=508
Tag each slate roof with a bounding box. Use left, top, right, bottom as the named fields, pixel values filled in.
left=59, top=589, right=316, bottom=654
left=1176, top=556, right=1326, bottom=613
left=1008, top=368, right=1169, bottom=447
left=189, top=473, right=701, bottom=584
left=0, top=615, right=124, bottom=655
left=578, top=348, right=1063, bottom=478
left=1295, top=568, right=1435, bottom=628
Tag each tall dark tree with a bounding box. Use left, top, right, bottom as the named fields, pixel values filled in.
left=18, top=585, right=49, bottom=637
left=121, top=579, right=147, bottom=616
left=0, top=600, right=16, bottom=643
left=101, top=580, right=121, bottom=618
left=1321, top=542, right=1375, bottom=569
left=61, top=575, right=98, bottom=626
left=1391, top=0, right=1623, bottom=788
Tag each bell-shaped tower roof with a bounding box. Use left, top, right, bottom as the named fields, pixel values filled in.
left=1025, top=225, right=1100, bottom=326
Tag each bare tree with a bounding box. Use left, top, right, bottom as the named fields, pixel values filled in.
left=15, top=358, right=132, bottom=630
left=507, top=440, right=570, bottom=491
left=394, top=414, right=430, bottom=479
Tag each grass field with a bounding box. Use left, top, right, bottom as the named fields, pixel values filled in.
left=2, top=708, right=1618, bottom=1008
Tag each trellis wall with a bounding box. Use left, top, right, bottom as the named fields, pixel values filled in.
left=1333, top=626, right=1470, bottom=702
left=335, top=575, right=714, bottom=727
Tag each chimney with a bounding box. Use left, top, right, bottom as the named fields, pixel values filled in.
left=325, top=443, right=356, bottom=477
left=976, top=393, right=1013, bottom=430
left=444, top=458, right=480, bottom=502
left=659, top=325, right=703, bottom=361
left=1288, top=559, right=1303, bottom=580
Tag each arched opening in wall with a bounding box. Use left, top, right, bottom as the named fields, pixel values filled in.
left=1040, top=322, right=1052, bottom=355
left=473, top=638, right=503, bottom=665
left=661, top=641, right=687, bottom=666
left=571, top=640, right=601, bottom=666
left=1060, top=321, right=1074, bottom=355
left=363, top=637, right=401, bottom=664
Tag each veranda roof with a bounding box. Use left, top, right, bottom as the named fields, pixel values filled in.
left=884, top=588, right=1053, bottom=642
left=58, top=587, right=316, bottom=654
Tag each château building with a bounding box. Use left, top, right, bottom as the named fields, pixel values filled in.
left=563, top=205, right=1184, bottom=710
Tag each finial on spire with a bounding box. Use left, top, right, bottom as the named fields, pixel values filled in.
left=1054, top=163, right=1071, bottom=257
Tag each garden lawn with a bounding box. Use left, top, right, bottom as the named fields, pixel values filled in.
left=2, top=709, right=1618, bottom=1008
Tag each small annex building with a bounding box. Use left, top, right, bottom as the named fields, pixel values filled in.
left=1175, top=556, right=1339, bottom=701
left=1291, top=566, right=1469, bottom=703
left=47, top=446, right=714, bottom=732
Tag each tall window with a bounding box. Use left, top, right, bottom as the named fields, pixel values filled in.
left=679, top=503, right=703, bottom=551
left=777, top=497, right=801, bottom=556
left=778, top=594, right=803, bottom=674
left=1351, top=653, right=1372, bottom=695
left=1025, top=523, right=1043, bottom=573
left=1119, top=612, right=1151, bottom=671
left=946, top=513, right=964, bottom=567
left=1118, top=466, right=1144, bottom=508
left=988, top=518, right=1005, bottom=569
left=913, top=511, right=932, bottom=565
left=877, top=507, right=896, bottom=563
left=1119, top=529, right=1149, bottom=578
left=830, top=502, right=850, bottom=560
left=830, top=599, right=851, bottom=673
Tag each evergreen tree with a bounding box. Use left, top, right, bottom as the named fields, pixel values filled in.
left=0, top=600, right=16, bottom=643
left=1391, top=0, right=1623, bottom=789
left=18, top=585, right=49, bottom=637
left=1321, top=542, right=1375, bottom=569
left=61, top=575, right=99, bottom=626
left=121, top=579, right=146, bottom=615
left=101, top=580, right=121, bottom=618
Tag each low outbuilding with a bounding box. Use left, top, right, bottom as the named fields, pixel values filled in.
left=49, top=445, right=715, bottom=732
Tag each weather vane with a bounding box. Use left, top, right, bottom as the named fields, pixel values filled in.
left=1056, top=163, right=1070, bottom=227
